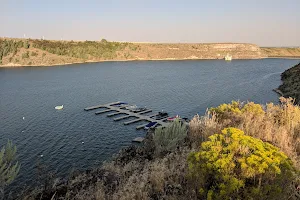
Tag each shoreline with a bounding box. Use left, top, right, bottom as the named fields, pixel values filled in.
left=273, top=88, right=284, bottom=96
left=1, top=56, right=299, bottom=68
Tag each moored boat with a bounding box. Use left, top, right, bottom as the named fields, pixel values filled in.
left=144, top=122, right=157, bottom=130
left=55, top=105, right=63, bottom=110
left=151, top=111, right=168, bottom=120
left=225, top=54, right=232, bottom=61
left=131, top=107, right=147, bottom=113
left=167, top=115, right=180, bottom=121
left=125, top=105, right=137, bottom=110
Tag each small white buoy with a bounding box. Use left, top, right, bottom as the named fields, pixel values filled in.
left=22, top=130, right=24, bottom=133
left=40, top=154, right=43, bottom=157
left=82, top=142, right=84, bottom=144
left=23, top=117, right=25, bottom=120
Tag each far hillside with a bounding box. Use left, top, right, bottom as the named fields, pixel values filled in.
left=1, top=38, right=300, bottom=67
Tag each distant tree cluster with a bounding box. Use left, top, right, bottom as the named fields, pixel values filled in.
left=31, top=39, right=129, bottom=60
left=0, top=39, right=28, bottom=64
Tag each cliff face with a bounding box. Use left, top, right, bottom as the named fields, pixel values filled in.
left=131, top=43, right=266, bottom=60
left=278, top=63, right=300, bottom=104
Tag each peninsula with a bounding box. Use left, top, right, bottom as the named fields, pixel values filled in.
left=277, top=62, right=300, bottom=104
left=1, top=38, right=300, bottom=67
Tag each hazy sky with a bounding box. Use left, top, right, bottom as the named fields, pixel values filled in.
left=1, top=0, right=299, bottom=46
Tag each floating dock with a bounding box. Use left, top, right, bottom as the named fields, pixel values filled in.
left=84, top=102, right=169, bottom=130
left=132, top=137, right=145, bottom=143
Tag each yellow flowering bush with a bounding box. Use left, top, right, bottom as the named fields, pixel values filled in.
left=188, top=128, right=295, bottom=200
left=210, top=101, right=265, bottom=122
left=210, top=101, right=242, bottom=116
left=241, top=102, right=265, bottom=115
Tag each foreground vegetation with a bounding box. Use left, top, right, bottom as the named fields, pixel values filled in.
left=3, top=97, right=296, bottom=200
left=0, top=141, right=20, bottom=200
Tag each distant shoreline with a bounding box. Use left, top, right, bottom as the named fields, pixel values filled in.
left=1, top=57, right=300, bottom=68
left=266, top=56, right=300, bottom=59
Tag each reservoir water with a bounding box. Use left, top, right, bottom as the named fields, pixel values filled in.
left=0, top=59, right=299, bottom=191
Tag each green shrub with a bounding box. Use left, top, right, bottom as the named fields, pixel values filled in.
left=22, top=51, right=29, bottom=59
left=0, top=140, right=20, bottom=198
left=31, top=51, right=38, bottom=56
left=100, top=38, right=108, bottom=43
left=188, top=127, right=296, bottom=200
left=153, top=119, right=187, bottom=153
left=129, top=44, right=138, bottom=51
left=23, top=40, right=30, bottom=49
left=210, top=101, right=265, bottom=122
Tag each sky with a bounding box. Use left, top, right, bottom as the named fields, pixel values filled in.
left=0, top=0, right=299, bottom=46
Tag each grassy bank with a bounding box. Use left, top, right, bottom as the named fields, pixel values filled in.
left=6, top=97, right=298, bottom=200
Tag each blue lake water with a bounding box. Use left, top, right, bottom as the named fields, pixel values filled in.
left=0, top=58, right=299, bottom=191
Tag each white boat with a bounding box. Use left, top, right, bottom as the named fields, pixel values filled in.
left=125, top=105, right=137, bottom=110
left=225, top=54, right=232, bottom=61
left=55, top=105, right=63, bottom=110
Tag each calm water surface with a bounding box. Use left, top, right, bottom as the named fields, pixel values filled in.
left=0, top=59, right=299, bottom=191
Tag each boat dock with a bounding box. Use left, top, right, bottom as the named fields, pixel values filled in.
left=84, top=101, right=169, bottom=129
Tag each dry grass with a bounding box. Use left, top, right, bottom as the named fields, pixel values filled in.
left=189, top=110, right=220, bottom=147
left=111, top=147, right=192, bottom=200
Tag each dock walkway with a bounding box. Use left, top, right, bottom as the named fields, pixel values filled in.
left=84, top=102, right=169, bottom=129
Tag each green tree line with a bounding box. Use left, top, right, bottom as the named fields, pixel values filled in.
left=31, top=39, right=129, bottom=60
